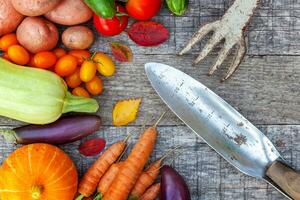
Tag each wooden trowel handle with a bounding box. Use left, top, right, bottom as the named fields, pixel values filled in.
left=266, top=161, right=300, bottom=200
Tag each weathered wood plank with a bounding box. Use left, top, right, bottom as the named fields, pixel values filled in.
left=0, top=125, right=298, bottom=199
left=86, top=0, right=300, bottom=56
left=2, top=54, right=299, bottom=126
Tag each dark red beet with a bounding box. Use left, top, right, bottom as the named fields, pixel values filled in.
left=160, top=165, right=191, bottom=200
left=0, top=115, right=101, bottom=144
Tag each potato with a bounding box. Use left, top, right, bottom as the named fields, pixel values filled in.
left=44, top=0, right=93, bottom=26
left=62, top=26, right=94, bottom=50
left=11, top=0, right=62, bottom=16
left=0, top=0, right=24, bottom=36
left=16, top=17, right=59, bottom=53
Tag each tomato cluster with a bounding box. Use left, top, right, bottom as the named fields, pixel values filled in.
left=94, top=1, right=162, bottom=37
left=0, top=33, right=116, bottom=99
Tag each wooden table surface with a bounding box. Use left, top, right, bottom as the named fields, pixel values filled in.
left=0, top=0, right=299, bottom=199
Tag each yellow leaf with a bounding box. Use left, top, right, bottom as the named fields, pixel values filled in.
left=113, top=98, right=142, bottom=126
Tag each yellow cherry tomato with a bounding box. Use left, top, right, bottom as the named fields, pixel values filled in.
left=55, top=55, right=78, bottom=77
left=72, top=87, right=90, bottom=98
left=7, top=45, right=30, bottom=65
left=86, top=76, right=103, bottom=95
left=80, top=60, right=97, bottom=82
left=0, top=33, right=18, bottom=51
left=93, top=52, right=115, bottom=77
left=66, top=68, right=82, bottom=88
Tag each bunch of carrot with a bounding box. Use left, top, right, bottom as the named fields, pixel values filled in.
left=76, top=115, right=166, bottom=200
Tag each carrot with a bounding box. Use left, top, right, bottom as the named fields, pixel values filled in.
left=129, top=146, right=178, bottom=200
left=138, top=183, right=161, bottom=200
left=102, top=113, right=165, bottom=200
left=76, top=140, right=127, bottom=200
left=128, top=160, right=161, bottom=200
left=94, top=162, right=124, bottom=200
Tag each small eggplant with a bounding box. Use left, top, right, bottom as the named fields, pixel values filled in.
left=0, top=115, right=101, bottom=145
left=160, top=165, right=191, bottom=200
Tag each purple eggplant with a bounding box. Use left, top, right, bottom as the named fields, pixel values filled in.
left=0, top=115, right=101, bottom=144
left=160, top=165, right=191, bottom=200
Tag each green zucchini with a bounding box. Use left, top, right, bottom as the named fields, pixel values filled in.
left=84, top=0, right=116, bottom=19
left=166, top=0, right=188, bottom=16
left=0, top=58, right=99, bottom=124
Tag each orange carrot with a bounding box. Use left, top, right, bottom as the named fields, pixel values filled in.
left=94, top=162, right=124, bottom=200
left=139, top=183, right=161, bottom=200
left=128, top=159, right=162, bottom=200
left=128, top=146, right=178, bottom=200
left=76, top=140, right=127, bottom=200
left=102, top=113, right=164, bottom=200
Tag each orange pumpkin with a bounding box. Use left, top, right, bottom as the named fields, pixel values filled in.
left=0, top=143, right=78, bottom=200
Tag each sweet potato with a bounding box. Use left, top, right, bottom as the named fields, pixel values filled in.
left=62, top=26, right=94, bottom=50
left=11, top=0, right=62, bottom=16
left=44, top=0, right=93, bottom=25
left=16, top=17, right=59, bottom=53
left=0, top=0, right=24, bottom=36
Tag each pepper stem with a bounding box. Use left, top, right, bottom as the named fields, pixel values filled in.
left=0, top=129, right=17, bottom=143
left=62, top=92, right=99, bottom=114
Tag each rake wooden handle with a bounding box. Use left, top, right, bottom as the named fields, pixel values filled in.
left=266, top=161, right=300, bottom=200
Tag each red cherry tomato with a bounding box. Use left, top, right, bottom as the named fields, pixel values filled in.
left=93, top=5, right=128, bottom=37
left=126, top=0, right=162, bottom=20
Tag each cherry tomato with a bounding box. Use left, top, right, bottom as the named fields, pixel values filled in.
left=28, top=54, right=36, bottom=67
left=93, top=52, right=115, bottom=77
left=126, top=0, right=161, bottom=20
left=86, top=76, right=103, bottom=95
left=55, top=55, right=78, bottom=77
left=7, top=45, right=30, bottom=65
left=69, top=50, right=91, bottom=64
left=33, top=51, right=57, bottom=69
left=80, top=60, right=97, bottom=82
left=72, top=87, right=90, bottom=98
left=0, top=33, right=18, bottom=51
left=2, top=52, right=10, bottom=61
left=53, top=48, right=67, bottom=58
left=66, top=68, right=82, bottom=88
left=93, top=5, right=128, bottom=37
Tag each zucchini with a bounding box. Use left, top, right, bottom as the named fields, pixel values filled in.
left=0, top=58, right=99, bottom=124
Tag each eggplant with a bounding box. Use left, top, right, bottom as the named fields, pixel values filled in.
left=160, top=165, right=191, bottom=200
left=0, top=115, right=101, bottom=144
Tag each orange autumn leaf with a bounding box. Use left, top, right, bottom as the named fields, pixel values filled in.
left=113, top=98, right=142, bottom=126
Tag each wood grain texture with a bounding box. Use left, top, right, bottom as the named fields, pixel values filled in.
left=0, top=54, right=298, bottom=126
left=0, top=0, right=299, bottom=199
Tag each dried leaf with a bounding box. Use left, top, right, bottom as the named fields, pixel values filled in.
left=110, top=42, right=133, bottom=62
left=79, top=138, right=106, bottom=157
left=113, top=98, right=142, bottom=126
left=128, top=21, right=170, bottom=46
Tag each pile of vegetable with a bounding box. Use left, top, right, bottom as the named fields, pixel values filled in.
left=0, top=33, right=115, bottom=98
left=75, top=115, right=191, bottom=200
left=0, top=0, right=193, bottom=199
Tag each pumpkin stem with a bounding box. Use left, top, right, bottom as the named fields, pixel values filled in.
left=31, top=185, right=43, bottom=200
left=62, top=92, right=99, bottom=114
